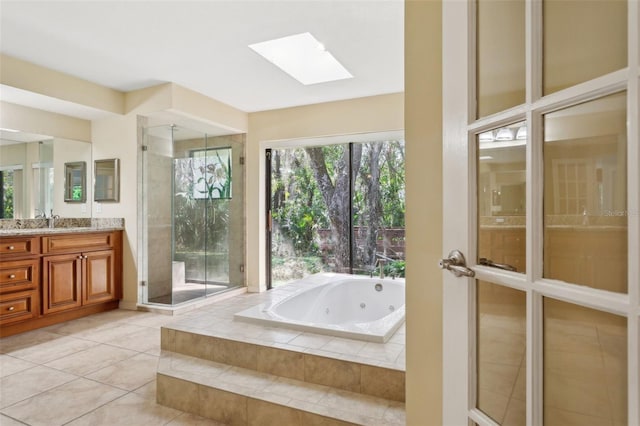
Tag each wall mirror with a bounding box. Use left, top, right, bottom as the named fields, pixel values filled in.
left=94, top=158, right=120, bottom=202
left=1, top=130, right=91, bottom=219
left=64, top=161, right=87, bottom=203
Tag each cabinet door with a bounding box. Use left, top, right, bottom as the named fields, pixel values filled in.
left=42, top=254, right=82, bottom=314
left=83, top=249, right=116, bottom=305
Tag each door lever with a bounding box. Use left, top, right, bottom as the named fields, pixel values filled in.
left=479, top=258, right=517, bottom=272
left=439, top=250, right=475, bottom=277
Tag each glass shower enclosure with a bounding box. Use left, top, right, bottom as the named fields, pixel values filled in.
left=141, top=124, right=245, bottom=305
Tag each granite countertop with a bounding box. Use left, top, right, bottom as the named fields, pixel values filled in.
left=0, top=226, right=124, bottom=236
left=0, top=218, right=124, bottom=236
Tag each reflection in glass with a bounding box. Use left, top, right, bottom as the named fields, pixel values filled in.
left=94, top=158, right=120, bottom=202
left=63, top=161, right=86, bottom=203
left=477, top=0, right=525, bottom=118
left=477, top=280, right=526, bottom=425
left=543, top=0, right=627, bottom=94
left=544, top=298, right=627, bottom=425
left=478, top=123, right=526, bottom=273
left=543, top=92, right=627, bottom=293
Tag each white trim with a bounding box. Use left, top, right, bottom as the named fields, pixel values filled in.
left=626, top=1, right=640, bottom=424
left=442, top=0, right=472, bottom=423
left=31, top=162, right=52, bottom=169
left=259, top=129, right=404, bottom=150
left=0, top=164, right=23, bottom=172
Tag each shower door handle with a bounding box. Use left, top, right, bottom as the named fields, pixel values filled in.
left=439, top=250, right=475, bottom=278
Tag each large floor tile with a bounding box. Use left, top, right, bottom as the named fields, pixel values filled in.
left=72, top=323, right=149, bottom=343
left=0, top=354, right=38, bottom=378
left=1, top=378, right=125, bottom=426
left=104, top=327, right=161, bottom=353
left=86, top=352, right=159, bottom=391
left=6, top=336, right=98, bottom=364
left=0, top=413, right=25, bottom=426
left=0, top=365, right=77, bottom=409
left=44, top=343, right=138, bottom=376
left=0, top=330, right=64, bottom=354
left=66, top=392, right=182, bottom=426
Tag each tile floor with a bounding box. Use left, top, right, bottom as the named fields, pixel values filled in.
left=0, top=283, right=407, bottom=426
left=0, top=309, right=225, bottom=426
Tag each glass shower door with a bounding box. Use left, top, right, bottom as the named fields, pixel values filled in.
left=141, top=124, right=245, bottom=306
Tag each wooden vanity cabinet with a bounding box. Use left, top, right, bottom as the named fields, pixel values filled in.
left=0, top=230, right=122, bottom=336
left=0, top=236, right=41, bottom=326
left=42, top=232, right=121, bottom=314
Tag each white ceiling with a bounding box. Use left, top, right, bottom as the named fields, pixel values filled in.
left=0, top=0, right=404, bottom=116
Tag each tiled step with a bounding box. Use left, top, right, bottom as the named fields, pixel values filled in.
left=157, top=351, right=405, bottom=426
left=160, top=326, right=405, bottom=403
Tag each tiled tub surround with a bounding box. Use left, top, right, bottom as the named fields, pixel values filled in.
left=234, top=273, right=405, bottom=343
left=158, top=277, right=406, bottom=425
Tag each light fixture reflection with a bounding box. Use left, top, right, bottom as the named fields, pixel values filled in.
left=516, top=126, right=527, bottom=140
left=495, top=128, right=514, bottom=141
left=479, top=131, right=494, bottom=142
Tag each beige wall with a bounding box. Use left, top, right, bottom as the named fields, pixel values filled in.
left=405, top=1, right=443, bottom=424
left=0, top=101, right=92, bottom=142
left=1, top=54, right=124, bottom=115
left=246, top=93, right=404, bottom=292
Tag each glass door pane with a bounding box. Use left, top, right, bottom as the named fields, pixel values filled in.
left=143, top=124, right=182, bottom=304
left=269, top=146, right=337, bottom=286
left=543, top=0, right=627, bottom=95
left=352, top=140, right=406, bottom=277
left=543, top=92, right=628, bottom=293
left=477, top=0, right=525, bottom=118
left=544, top=298, right=627, bottom=425
left=477, top=280, right=526, bottom=425
left=478, top=122, right=527, bottom=274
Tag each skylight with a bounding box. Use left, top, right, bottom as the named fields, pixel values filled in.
left=249, top=32, right=353, bottom=85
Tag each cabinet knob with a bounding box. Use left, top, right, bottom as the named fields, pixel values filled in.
left=8, top=274, right=16, bottom=279
left=7, top=246, right=15, bottom=250
left=8, top=306, right=15, bottom=311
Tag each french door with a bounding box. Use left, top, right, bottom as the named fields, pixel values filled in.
left=442, top=1, right=638, bottom=425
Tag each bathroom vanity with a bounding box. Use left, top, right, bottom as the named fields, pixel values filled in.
left=0, top=227, right=123, bottom=337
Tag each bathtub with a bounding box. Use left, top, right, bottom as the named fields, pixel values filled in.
left=234, top=273, right=405, bottom=343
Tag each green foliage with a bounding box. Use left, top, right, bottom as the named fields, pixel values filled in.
left=72, top=186, right=83, bottom=200
left=270, top=140, right=406, bottom=280
left=271, top=148, right=334, bottom=256
left=384, top=260, right=406, bottom=278
left=2, top=171, right=14, bottom=218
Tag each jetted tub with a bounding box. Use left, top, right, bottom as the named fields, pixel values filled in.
left=234, top=273, right=405, bottom=342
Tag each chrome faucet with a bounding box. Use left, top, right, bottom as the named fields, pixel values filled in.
left=47, top=210, right=60, bottom=228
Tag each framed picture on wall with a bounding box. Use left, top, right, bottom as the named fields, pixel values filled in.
left=191, top=147, right=232, bottom=200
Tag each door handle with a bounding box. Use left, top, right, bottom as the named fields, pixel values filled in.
left=479, top=258, right=517, bottom=272
left=439, top=250, right=475, bottom=277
